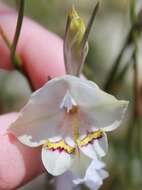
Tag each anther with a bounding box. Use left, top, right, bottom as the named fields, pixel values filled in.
left=60, top=91, right=78, bottom=113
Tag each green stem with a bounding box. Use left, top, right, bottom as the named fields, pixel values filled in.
left=0, top=25, right=34, bottom=91
left=103, top=29, right=131, bottom=92
left=104, top=0, right=138, bottom=92
left=115, top=58, right=132, bottom=84
left=0, top=1, right=34, bottom=91
left=133, top=32, right=141, bottom=118
left=12, top=0, right=34, bottom=91
left=130, top=27, right=142, bottom=159
left=0, top=25, right=22, bottom=69
left=11, top=0, right=24, bottom=69
left=130, top=0, right=137, bottom=23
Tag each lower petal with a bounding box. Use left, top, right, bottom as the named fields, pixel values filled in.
left=79, top=132, right=108, bottom=159
left=73, top=159, right=109, bottom=190
left=70, top=152, right=92, bottom=178
left=94, top=133, right=108, bottom=157
left=42, top=141, right=75, bottom=176
left=83, top=159, right=109, bottom=190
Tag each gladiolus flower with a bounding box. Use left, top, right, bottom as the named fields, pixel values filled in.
left=9, top=75, right=128, bottom=176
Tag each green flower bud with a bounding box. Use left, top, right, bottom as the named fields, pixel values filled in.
left=64, top=3, right=99, bottom=76
left=68, top=6, right=86, bottom=47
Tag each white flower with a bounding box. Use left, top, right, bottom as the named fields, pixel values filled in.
left=73, top=158, right=109, bottom=190
left=9, top=75, right=128, bottom=176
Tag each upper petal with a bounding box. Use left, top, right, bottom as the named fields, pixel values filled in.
left=9, top=103, right=64, bottom=147
left=65, top=76, right=128, bottom=129
left=8, top=77, right=72, bottom=146
left=8, top=75, right=128, bottom=147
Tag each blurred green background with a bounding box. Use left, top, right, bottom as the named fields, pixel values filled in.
left=0, top=0, right=142, bottom=190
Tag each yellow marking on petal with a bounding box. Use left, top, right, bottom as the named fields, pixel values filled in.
left=78, top=130, right=103, bottom=147
left=44, top=139, right=75, bottom=154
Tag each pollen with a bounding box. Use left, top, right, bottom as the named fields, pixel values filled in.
left=69, top=105, right=78, bottom=114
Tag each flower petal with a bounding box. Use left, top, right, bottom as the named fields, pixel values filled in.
left=42, top=145, right=74, bottom=176
left=93, top=133, right=108, bottom=157
left=86, top=159, right=109, bottom=182
left=84, top=159, right=109, bottom=190
left=79, top=132, right=108, bottom=158
left=65, top=76, right=128, bottom=129
left=70, top=152, right=92, bottom=178
left=8, top=75, right=128, bottom=147
left=73, top=159, right=109, bottom=190
left=9, top=105, right=64, bottom=147
left=82, top=99, right=128, bottom=131
left=8, top=77, right=72, bottom=146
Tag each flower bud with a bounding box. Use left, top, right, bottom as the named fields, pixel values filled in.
left=64, top=3, right=99, bottom=76
left=64, top=6, right=87, bottom=76
left=68, top=6, right=86, bottom=48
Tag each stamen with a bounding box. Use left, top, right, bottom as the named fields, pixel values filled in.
left=60, top=91, right=78, bottom=113
left=71, top=114, right=80, bottom=156
left=71, top=115, right=79, bottom=141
